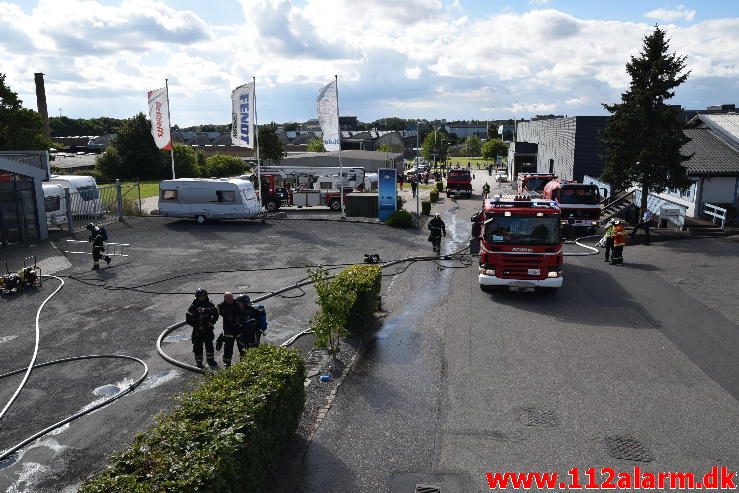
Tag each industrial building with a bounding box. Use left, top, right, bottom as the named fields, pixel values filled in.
left=280, top=150, right=404, bottom=173
left=510, top=116, right=610, bottom=182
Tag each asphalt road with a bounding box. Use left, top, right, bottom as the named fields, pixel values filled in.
left=0, top=216, right=421, bottom=492
left=291, top=181, right=739, bottom=492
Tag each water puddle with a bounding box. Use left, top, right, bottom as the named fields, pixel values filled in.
left=0, top=452, right=19, bottom=470
left=136, top=370, right=180, bottom=392
left=0, top=335, right=18, bottom=344
left=163, top=334, right=190, bottom=343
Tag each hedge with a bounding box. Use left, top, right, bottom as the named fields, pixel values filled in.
left=429, top=190, right=439, bottom=203
left=421, top=200, right=431, bottom=216
left=385, top=209, right=413, bottom=228
left=79, top=345, right=305, bottom=493
left=334, top=265, right=382, bottom=334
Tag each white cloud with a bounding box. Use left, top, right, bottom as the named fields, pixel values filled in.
left=0, top=1, right=736, bottom=125
left=530, top=0, right=553, bottom=4
left=644, top=5, right=696, bottom=22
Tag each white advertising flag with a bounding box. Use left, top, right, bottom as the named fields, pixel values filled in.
left=317, top=80, right=340, bottom=151
left=231, top=82, right=255, bottom=148
left=147, top=87, right=172, bottom=150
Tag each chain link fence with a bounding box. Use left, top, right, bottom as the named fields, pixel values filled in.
left=54, top=181, right=142, bottom=233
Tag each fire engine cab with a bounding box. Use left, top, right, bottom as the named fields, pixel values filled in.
left=542, top=180, right=602, bottom=234
left=471, top=194, right=563, bottom=292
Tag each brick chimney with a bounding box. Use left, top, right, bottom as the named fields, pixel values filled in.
left=34, top=73, right=51, bottom=140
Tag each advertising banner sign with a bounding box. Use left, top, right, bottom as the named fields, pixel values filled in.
left=378, top=168, right=397, bottom=221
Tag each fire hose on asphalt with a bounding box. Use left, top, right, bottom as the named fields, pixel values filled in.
left=0, top=276, right=149, bottom=463
left=1, top=235, right=600, bottom=463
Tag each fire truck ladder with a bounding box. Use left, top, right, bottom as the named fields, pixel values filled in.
left=64, top=240, right=130, bottom=257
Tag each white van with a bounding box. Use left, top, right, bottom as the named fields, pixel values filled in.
left=42, top=183, right=67, bottom=228
left=49, top=174, right=101, bottom=217
left=158, top=178, right=261, bottom=224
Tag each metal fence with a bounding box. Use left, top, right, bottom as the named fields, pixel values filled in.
left=59, top=180, right=142, bottom=233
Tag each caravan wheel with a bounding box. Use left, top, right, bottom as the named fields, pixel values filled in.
left=196, top=215, right=206, bottom=224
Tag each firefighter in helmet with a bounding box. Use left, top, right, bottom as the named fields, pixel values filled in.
left=611, top=220, right=626, bottom=265
left=86, top=223, right=111, bottom=270
left=216, top=292, right=243, bottom=367
left=428, top=212, right=446, bottom=254
left=236, top=294, right=260, bottom=350
left=186, top=288, right=219, bottom=368
left=482, top=182, right=491, bottom=198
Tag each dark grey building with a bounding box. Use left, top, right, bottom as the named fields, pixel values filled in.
left=515, top=116, right=609, bottom=182
left=0, top=151, right=50, bottom=246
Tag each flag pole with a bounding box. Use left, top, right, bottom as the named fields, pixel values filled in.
left=334, top=74, right=345, bottom=218
left=253, top=77, right=261, bottom=207
left=165, top=78, right=176, bottom=179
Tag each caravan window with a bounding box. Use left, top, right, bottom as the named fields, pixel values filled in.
left=45, top=196, right=61, bottom=212
left=161, top=190, right=178, bottom=201
left=216, top=190, right=235, bottom=202
left=78, top=186, right=99, bottom=201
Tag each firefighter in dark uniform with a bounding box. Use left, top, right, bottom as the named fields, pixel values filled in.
left=86, top=223, right=111, bottom=270
left=428, top=212, right=446, bottom=254
left=216, top=292, right=243, bottom=367
left=186, top=288, right=219, bottom=368
left=236, top=294, right=260, bottom=350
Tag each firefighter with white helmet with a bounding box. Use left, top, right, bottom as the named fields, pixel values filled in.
left=428, top=212, right=446, bottom=254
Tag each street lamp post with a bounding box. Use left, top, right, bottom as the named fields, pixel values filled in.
left=416, top=122, right=421, bottom=226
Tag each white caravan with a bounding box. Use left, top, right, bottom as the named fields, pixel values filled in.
left=49, top=174, right=101, bottom=217
left=158, top=178, right=261, bottom=223
left=42, top=183, right=67, bottom=228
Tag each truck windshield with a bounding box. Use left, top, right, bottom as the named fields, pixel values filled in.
left=559, top=186, right=599, bottom=204
left=525, top=178, right=551, bottom=192
left=485, top=215, right=560, bottom=245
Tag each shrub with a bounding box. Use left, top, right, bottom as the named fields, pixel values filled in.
left=385, top=209, right=413, bottom=228
left=421, top=200, right=431, bottom=216
left=95, top=146, right=123, bottom=179
left=396, top=195, right=405, bottom=211
left=309, top=266, right=355, bottom=353
left=171, top=143, right=201, bottom=178
left=436, top=180, right=444, bottom=192
left=334, top=265, right=382, bottom=334
left=430, top=190, right=439, bottom=203
left=79, top=346, right=305, bottom=493
left=204, top=154, right=246, bottom=177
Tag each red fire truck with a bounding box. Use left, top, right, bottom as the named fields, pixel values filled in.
left=516, top=173, right=558, bottom=197
left=446, top=168, right=472, bottom=198
left=471, top=195, right=563, bottom=292
left=542, top=180, right=602, bottom=234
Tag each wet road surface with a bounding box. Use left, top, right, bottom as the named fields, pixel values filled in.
left=292, top=183, right=739, bottom=492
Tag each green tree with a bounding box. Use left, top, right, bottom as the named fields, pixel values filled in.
left=95, top=147, right=123, bottom=178
left=462, top=135, right=482, bottom=157
left=283, top=122, right=299, bottom=131
left=307, top=138, right=326, bottom=152
left=170, top=143, right=200, bottom=178
left=376, top=143, right=393, bottom=153
left=96, top=112, right=164, bottom=179
left=258, top=125, right=286, bottom=165
left=482, top=139, right=508, bottom=160
left=421, top=130, right=451, bottom=163
left=0, top=73, right=52, bottom=151
left=600, top=26, right=692, bottom=210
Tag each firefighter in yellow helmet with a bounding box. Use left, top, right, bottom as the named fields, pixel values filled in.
left=611, top=220, right=626, bottom=265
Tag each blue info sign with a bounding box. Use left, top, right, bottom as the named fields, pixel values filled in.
left=378, top=168, right=397, bottom=221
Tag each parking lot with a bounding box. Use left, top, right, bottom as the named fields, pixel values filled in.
left=0, top=215, right=425, bottom=492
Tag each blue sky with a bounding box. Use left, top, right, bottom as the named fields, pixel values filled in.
left=2, top=0, right=738, bottom=126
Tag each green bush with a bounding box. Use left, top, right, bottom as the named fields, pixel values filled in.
left=95, top=146, right=123, bottom=178
left=171, top=143, right=201, bottom=178
left=334, top=265, right=382, bottom=334
left=385, top=209, right=413, bottom=228
left=429, top=190, right=439, bottom=203
left=421, top=200, right=431, bottom=216
left=204, top=154, right=246, bottom=177
left=436, top=180, right=444, bottom=192
left=79, top=346, right=305, bottom=493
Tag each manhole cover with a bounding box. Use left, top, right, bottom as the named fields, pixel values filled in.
left=518, top=407, right=559, bottom=427
left=416, top=485, right=441, bottom=493
left=604, top=436, right=654, bottom=462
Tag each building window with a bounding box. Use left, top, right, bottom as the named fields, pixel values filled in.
left=161, top=190, right=178, bottom=201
